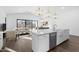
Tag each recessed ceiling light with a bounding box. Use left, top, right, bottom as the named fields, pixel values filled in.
left=61, top=7, right=65, bottom=9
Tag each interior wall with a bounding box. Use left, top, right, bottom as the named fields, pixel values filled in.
left=6, top=6, right=79, bottom=36
left=6, top=13, right=30, bottom=31
left=55, top=8, right=79, bottom=36
left=6, top=7, right=54, bottom=31
left=6, top=14, right=16, bottom=31
left=6, top=12, right=42, bottom=31
left=0, top=8, right=6, bottom=24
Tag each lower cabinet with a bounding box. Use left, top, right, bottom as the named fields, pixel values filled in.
left=56, top=29, right=69, bottom=45
left=32, top=34, right=49, bottom=52
left=38, top=34, right=49, bottom=52
left=32, top=29, right=69, bottom=52
left=0, top=32, right=3, bottom=50
left=49, top=32, right=56, bottom=49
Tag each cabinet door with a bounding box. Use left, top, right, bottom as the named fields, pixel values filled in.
left=57, top=30, right=69, bottom=45
left=63, top=30, right=69, bottom=40
left=0, top=33, right=3, bottom=49
left=57, top=31, right=64, bottom=45
left=38, top=34, right=49, bottom=52
left=57, top=34, right=61, bottom=45
left=32, top=34, right=39, bottom=52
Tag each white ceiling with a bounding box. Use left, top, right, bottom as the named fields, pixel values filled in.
left=0, top=6, right=79, bottom=15
left=0, top=6, right=37, bottom=14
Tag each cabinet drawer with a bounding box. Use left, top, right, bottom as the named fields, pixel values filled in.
left=39, top=34, right=49, bottom=39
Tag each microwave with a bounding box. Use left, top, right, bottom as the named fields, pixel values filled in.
left=0, top=23, right=6, bottom=31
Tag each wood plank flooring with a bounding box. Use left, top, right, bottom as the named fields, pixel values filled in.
left=0, top=49, right=10, bottom=52
left=1, top=35, right=79, bottom=52
left=49, top=35, right=79, bottom=52
left=6, top=38, right=32, bottom=52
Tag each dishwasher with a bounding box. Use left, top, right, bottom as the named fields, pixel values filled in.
left=49, top=32, right=56, bottom=49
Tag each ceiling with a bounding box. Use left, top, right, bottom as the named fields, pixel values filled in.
left=0, top=6, right=79, bottom=15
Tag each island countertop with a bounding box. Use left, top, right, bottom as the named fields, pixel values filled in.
left=31, top=29, right=69, bottom=35
left=31, top=29, right=56, bottom=35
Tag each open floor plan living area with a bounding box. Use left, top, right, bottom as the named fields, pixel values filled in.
left=0, top=6, right=79, bottom=52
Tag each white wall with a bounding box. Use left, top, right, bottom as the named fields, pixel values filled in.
left=55, top=8, right=79, bottom=36
left=6, top=13, right=29, bottom=31
left=6, top=7, right=79, bottom=36
left=0, top=8, right=6, bottom=24
left=6, top=12, right=41, bottom=31
left=6, top=7, right=53, bottom=31
left=6, top=14, right=16, bottom=31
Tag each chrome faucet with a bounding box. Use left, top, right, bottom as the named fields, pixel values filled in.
left=53, top=24, right=57, bottom=31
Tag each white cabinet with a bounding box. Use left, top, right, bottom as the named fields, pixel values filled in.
left=56, top=29, right=69, bottom=45
left=32, top=29, right=69, bottom=52
left=32, top=34, right=39, bottom=52
left=0, top=32, right=3, bottom=50
left=38, top=34, right=49, bottom=52
left=32, top=34, right=49, bottom=52
left=56, top=31, right=63, bottom=45
left=63, top=29, right=69, bottom=41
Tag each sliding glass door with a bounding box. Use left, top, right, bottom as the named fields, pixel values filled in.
left=16, top=19, right=35, bottom=30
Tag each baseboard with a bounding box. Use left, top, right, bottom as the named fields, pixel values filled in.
left=4, top=47, right=16, bottom=52
left=70, top=34, right=79, bottom=37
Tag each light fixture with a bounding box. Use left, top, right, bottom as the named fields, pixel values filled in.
left=35, top=7, right=44, bottom=17
left=61, top=7, right=65, bottom=9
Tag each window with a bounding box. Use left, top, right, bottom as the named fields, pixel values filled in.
left=17, top=19, right=35, bottom=30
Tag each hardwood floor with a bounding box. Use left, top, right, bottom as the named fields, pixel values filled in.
left=6, top=37, right=32, bottom=52
left=49, top=35, right=79, bottom=52
left=0, top=49, right=10, bottom=52
left=1, top=35, right=79, bottom=52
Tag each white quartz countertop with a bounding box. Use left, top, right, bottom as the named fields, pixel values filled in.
left=31, top=29, right=56, bottom=35
left=31, top=29, right=69, bottom=35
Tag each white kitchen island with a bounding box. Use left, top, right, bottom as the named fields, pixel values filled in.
left=32, top=29, right=69, bottom=52
left=0, top=31, right=4, bottom=50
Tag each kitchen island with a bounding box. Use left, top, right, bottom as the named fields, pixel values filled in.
left=32, top=29, right=69, bottom=52
left=0, top=31, right=6, bottom=50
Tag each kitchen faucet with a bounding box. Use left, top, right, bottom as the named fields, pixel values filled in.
left=53, top=24, right=57, bottom=31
